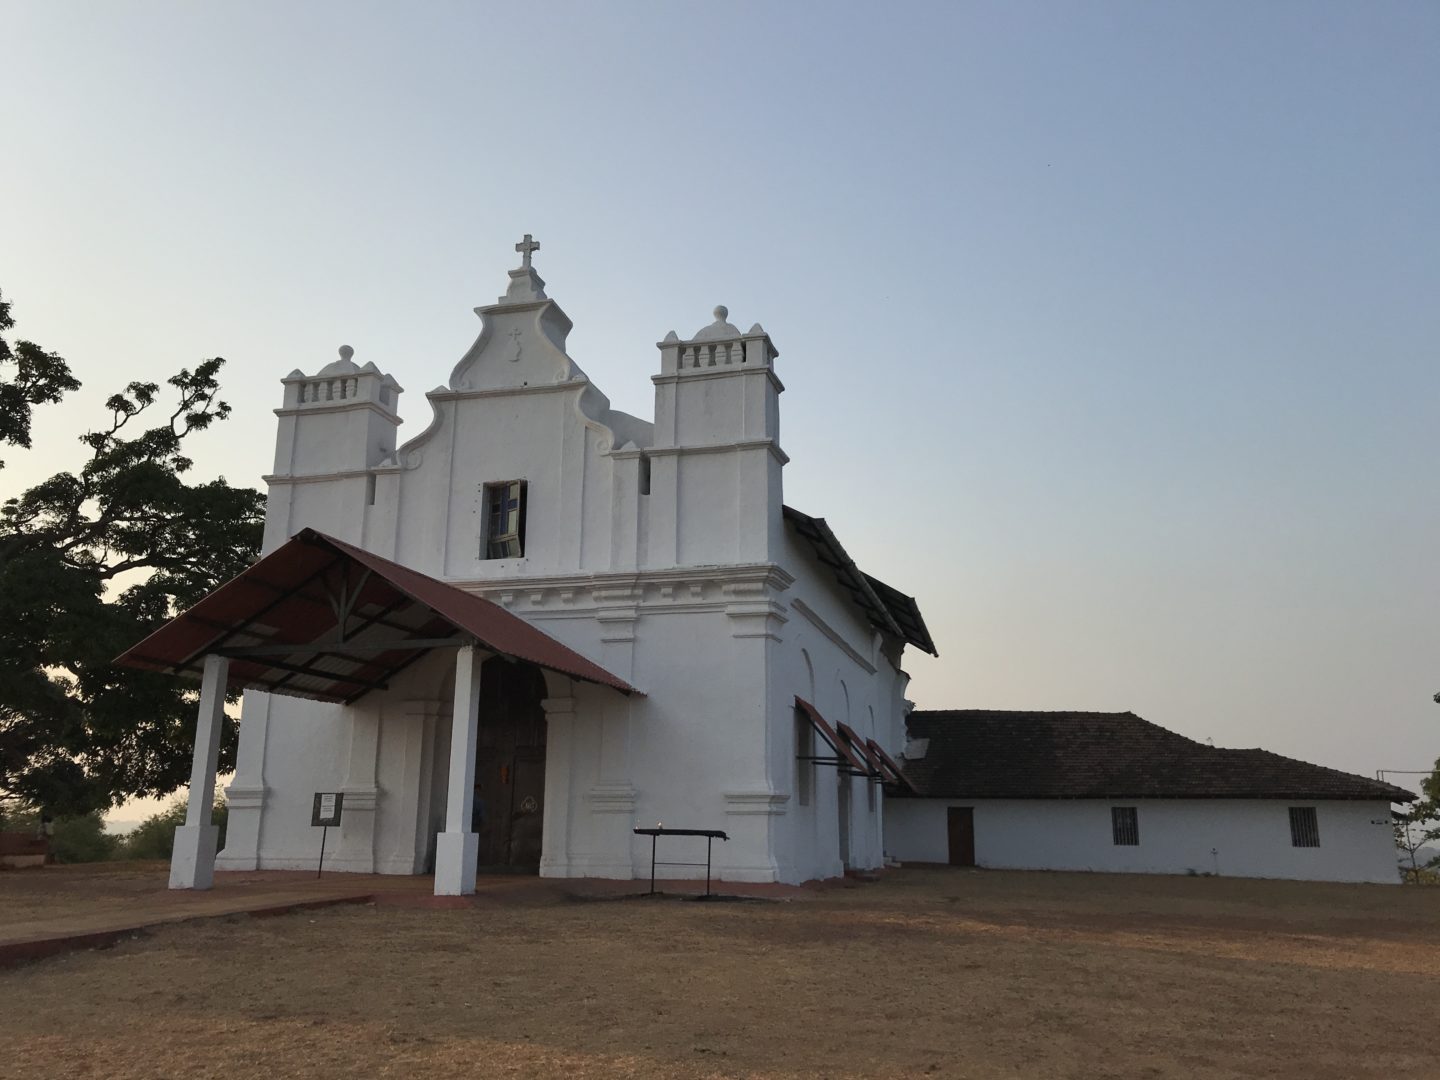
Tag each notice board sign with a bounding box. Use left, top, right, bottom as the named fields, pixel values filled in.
left=311, top=792, right=344, bottom=827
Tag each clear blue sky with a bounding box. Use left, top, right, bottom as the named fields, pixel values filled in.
left=3, top=1, right=1437, bottom=810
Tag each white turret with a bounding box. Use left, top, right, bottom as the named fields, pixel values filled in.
left=263, top=345, right=404, bottom=551
left=646, top=307, right=785, bottom=567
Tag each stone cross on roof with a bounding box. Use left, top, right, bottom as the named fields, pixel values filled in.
left=515, top=233, right=540, bottom=269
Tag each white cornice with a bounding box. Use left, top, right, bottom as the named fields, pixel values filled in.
left=425, top=378, right=585, bottom=403
left=646, top=439, right=789, bottom=465
left=273, top=401, right=403, bottom=423
left=449, top=562, right=796, bottom=596
left=264, top=469, right=376, bottom=486
left=652, top=368, right=785, bottom=393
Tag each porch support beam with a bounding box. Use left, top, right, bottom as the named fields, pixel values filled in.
left=225, top=655, right=390, bottom=690
left=216, top=637, right=465, bottom=658
left=169, top=653, right=229, bottom=890
left=434, top=645, right=482, bottom=895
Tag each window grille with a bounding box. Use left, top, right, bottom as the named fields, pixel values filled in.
left=1111, top=806, right=1139, bottom=846
left=1289, top=806, right=1320, bottom=848
left=483, top=480, right=527, bottom=559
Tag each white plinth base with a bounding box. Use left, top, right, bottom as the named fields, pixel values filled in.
left=170, top=824, right=219, bottom=890
left=434, top=831, right=478, bottom=895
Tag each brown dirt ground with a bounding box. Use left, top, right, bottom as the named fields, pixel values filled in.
left=2, top=866, right=1438, bottom=1079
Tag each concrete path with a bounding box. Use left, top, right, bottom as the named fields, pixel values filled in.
left=0, top=869, right=382, bottom=968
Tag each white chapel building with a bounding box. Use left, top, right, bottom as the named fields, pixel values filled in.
left=123, top=238, right=935, bottom=892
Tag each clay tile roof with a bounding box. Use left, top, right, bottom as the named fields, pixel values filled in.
left=898, top=710, right=1415, bottom=803
left=782, top=505, right=937, bottom=656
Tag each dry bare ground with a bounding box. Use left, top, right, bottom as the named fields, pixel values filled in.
left=1, top=866, right=1438, bottom=1079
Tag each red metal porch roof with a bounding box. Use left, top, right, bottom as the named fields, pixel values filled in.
left=116, top=529, right=640, bottom=702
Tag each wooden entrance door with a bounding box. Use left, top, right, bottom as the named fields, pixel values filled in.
left=473, top=659, right=548, bottom=871
left=946, top=807, right=975, bottom=867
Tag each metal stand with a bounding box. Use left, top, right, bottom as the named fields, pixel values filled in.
left=632, top=827, right=729, bottom=897
left=317, top=825, right=328, bottom=879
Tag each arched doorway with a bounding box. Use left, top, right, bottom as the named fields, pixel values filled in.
left=473, top=657, right=548, bottom=871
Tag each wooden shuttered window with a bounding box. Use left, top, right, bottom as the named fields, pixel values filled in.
left=1289, top=806, right=1320, bottom=848
left=1111, top=806, right=1139, bottom=846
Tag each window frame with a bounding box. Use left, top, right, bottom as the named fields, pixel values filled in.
left=1111, top=805, right=1140, bottom=847
left=482, top=480, right=527, bottom=560
left=1288, top=806, right=1320, bottom=848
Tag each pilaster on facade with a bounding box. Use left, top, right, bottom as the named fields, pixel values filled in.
left=586, top=781, right=639, bottom=814
left=223, top=783, right=267, bottom=811
left=596, top=609, right=639, bottom=644
left=723, top=791, right=790, bottom=816
left=539, top=695, right=578, bottom=880
left=338, top=786, right=379, bottom=812
left=723, top=578, right=789, bottom=642
left=591, top=583, right=641, bottom=645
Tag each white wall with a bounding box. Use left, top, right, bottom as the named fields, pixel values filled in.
left=766, top=529, right=909, bottom=883
left=884, top=798, right=1401, bottom=884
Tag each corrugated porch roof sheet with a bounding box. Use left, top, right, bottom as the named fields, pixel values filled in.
left=116, top=528, right=640, bottom=701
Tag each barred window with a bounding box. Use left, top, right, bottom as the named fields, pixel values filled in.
left=483, top=480, right=527, bottom=559
left=1111, top=806, right=1139, bottom=846
left=1289, top=806, right=1320, bottom=848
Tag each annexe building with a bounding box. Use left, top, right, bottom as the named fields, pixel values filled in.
left=885, top=710, right=1413, bottom=884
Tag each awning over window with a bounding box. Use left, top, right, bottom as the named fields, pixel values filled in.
left=116, top=528, right=640, bottom=704
left=866, top=737, right=918, bottom=794
left=795, top=696, right=872, bottom=777
left=835, top=720, right=883, bottom=782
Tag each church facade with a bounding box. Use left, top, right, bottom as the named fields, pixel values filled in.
left=203, top=240, right=935, bottom=889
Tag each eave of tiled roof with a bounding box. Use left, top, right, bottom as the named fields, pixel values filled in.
left=783, top=505, right=938, bottom=656
left=897, top=709, right=1415, bottom=803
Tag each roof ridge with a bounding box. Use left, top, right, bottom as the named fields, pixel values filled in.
left=900, top=708, right=1415, bottom=802
left=910, top=708, right=1138, bottom=718
left=1221, top=746, right=1416, bottom=797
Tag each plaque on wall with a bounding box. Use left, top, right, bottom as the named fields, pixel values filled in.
left=311, top=792, right=344, bottom=828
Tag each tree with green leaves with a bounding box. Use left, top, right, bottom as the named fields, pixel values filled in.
left=122, top=794, right=227, bottom=860
left=1394, top=756, right=1440, bottom=884
left=0, top=287, right=264, bottom=816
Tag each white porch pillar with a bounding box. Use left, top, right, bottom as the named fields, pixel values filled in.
left=170, top=653, right=229, bottom=890
left=538, top=693, right=576, bottom=878
left=434, top=645, right=482, bottom=895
